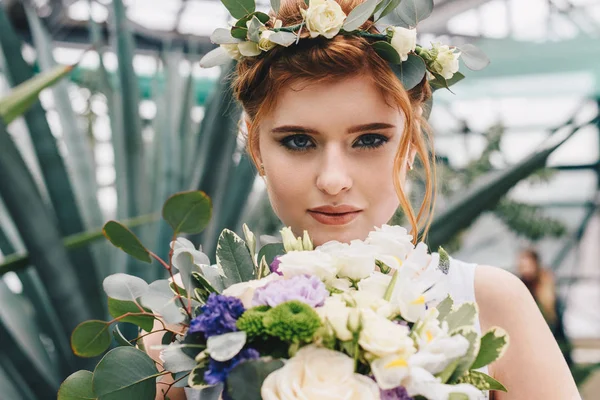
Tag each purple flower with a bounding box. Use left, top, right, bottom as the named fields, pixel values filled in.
left=252, top=275, right=328, bottom=308
left=380, top=386, right=414, bottom=400
left=189, top=293, right=245, bottom=337
left=270, top=256, right=282, bottom=275
left=204, top=348, right=260, bottom=385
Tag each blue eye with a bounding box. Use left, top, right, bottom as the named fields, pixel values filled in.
left=280, top=134, right=315, bottom=151
left=354, top=134, right=388, bottom=149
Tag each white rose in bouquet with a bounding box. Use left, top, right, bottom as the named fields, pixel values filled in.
left=357, top=271, right=392, bottom=298
left=301, top=0, right=346, bottom=39
left=359, top=309, right=415, bottom=358
left=320, top=240, right=376, bottom=281
left=277, top=249, right=339, bottom=282
left=261, top=345, right=380, bottom=400
left=366, top=224, right=414, bottom=265
left=317, top=295, right=354, bottom=341
left=429, top=43, right=461, bottom=79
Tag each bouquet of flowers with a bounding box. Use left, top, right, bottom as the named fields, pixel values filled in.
left=58, top=191, right=508, bottom=400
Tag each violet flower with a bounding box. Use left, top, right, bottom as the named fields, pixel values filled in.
left=252, top=274, right=328, bottom=308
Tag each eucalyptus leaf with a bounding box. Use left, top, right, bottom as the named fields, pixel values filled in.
left=173, top=251, right=203, bottom=294
left=471, top=327, right=509, bottom=370
left=162, top=345, right=197, bottom=373
left=221, top=0, right=256, bottom=19
left=271, top=0, right=281, bottom=14
left=199, top=265, right=226, bottom=292
left=235, top=12, right=270, bottom=28
left=191, top=384, right=224, bottom=399
left=445, top=302, right=477, bottom=333
left=112, top=325, right=134, bottom=347
left=342, top=0, right=380, bottom=32
left=211, top=28, right=241, bottom=44
left=71, top=320, right=112, bottom=358
left=216, top=229, right=256, bottom=287
left=247, top=16, right=263, bottom=43
left=429, top=71, right=465, bottom=92
left=396, top=0, right=434, bottom=27
left=57, top=370, right=96, bottom=400
left=162, top=331, right=176, bottom=345
left=268, top=31, right=297, bottom=47
left=457, top=44, right=490, bottom=71
left=375, top=0, right=401, bottom=21
left=371, top=41, right=401, bottom=64
left=162, top=191, right=212, bottom=235
left=257, top=242, right=285, bottom=271
left=200, top=47, right=235, bottom=69
left=107, top=297, right=154, bottom=332
left=231, top=27, right=249, bottom=40
left=226, top=359, right=285, bottom=400
left=102, top=221, right=151, bottom=263
left=103, top=273, right=149, bottom=301
left=140, top=280, right=186, bottom=325
left=207, top=331, right=247, bottom=362
left=390, top=54, right=426, bottom=90
left=93, top=347, right=159, bottom=399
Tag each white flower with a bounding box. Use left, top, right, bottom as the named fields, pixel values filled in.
left=258, top=30, right=277, bottom=51
left=221, top=274, right=281, bottom=308
left=344, top=290, right=395, bottom=318
left=389, top=27, right=417, bottom=61
left=366, top=224, right=414, bottom=264
left=220, top=43, right=242, bottom=60
left=410, top=309, right=470, bottom=374
left=277, top=249, right=339, bottom=282
left=403, top=367, right=484, bottom=400
left=301, top=0, right=346, bottom=39
left=238, top=41, right=261, bottom=57
left=358, top=309, right=415, bottom=358
left=430, top=43, right=461, bottom=80
left=317, top=295, right=353, bottom=341
left=261, top=345, right=380, bottom=400
left=280, top=226, right=313, bottom=252
left=336, top=240, right=377, bottom=281
left=358, top=271, right=392, bottom=299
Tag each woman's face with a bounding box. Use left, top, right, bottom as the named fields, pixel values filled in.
left=256, top=75, right=411, bottom=246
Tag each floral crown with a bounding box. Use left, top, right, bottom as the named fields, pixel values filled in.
left=200, top=0, right=490, bottom=92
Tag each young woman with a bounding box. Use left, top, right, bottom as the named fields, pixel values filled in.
left=149, top=0, right=580, bottom=398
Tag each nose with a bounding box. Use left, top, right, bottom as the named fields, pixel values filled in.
left=315, top=144, right=352, bottom=196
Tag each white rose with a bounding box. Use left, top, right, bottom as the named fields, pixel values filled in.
left=277, top=249, right=339, bottom=282
left=317, top=295, right=353, bottom=341
left=366, top=224, right=414, bottom=262
left=258, top=30, right=277, bottom=51
left=221, top=274, right=281, bottom=308
left=335, top=240, right=377, bottom=281
left=359, top=309, right=415, bottom=358
left=301, top=0, right=346, bottom=39
left=430, top=43, right=461, bottom=79
left=237, top=41, right=261, bottom=57
left=220, top=43, right=242, bottom=60
left=345, top=290, right=395, bottom=318
left=389, top=27, right=417, bottom=62
left=261, top=345, right=380, bottom=400
left=358, top=271, right=392, bottom=298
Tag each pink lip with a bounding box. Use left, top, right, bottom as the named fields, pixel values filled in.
left=308, top=205, right=363, bottom=226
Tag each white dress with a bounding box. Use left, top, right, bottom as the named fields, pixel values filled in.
left=185, top=254, right=490, bottom=400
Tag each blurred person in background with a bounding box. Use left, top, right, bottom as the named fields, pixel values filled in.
left=517, top=248, right=573, bottom=367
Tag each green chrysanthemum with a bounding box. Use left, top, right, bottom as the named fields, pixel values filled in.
left=236, top=305, right=270, bottom=339
left=263, top=301, right=322, bottom=343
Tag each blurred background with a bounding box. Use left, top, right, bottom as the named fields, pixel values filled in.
left=0, top=0, right=598, bottom=398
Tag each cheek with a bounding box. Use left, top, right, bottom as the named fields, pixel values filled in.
left=359, top=153, right=400, bottom=225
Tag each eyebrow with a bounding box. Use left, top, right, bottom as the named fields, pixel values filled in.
left=271, top=122, right=396, bottom=135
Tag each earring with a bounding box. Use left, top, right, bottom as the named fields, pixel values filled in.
left=408, top=161, right=414, bottom=171
left=259, top=163, right=265, bottom=175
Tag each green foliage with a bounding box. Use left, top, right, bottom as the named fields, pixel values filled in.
left=162, top=191, right=212, bottom=235
left=395, top=0, right=434, bottom=27
left=70, top=320, right=112, bottom=358
left=257, top=243, right=285, bottom=271
left=93, top=347, right=159, bottom=399
left=107, top=298, right=154, bottom=332
left=102, top=221, right=151, bottom=263
left=342, top=0, right=381, bottom=31
left=112, top=325, right=134, bottom=347
left=57, top=370, right=96, bottom=400
left=216, top=229, right=256, bottom=287
left=445, top=302, right=478, bottom=333
left=225, top=359, right=284, bottom=400
left=471, top=327, right=509, bottom=370
left=456, top=370, right=507, bottom=392
left=390, top=54, right=427, bottom=90
left=221, top=0, right=256, bottom=19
